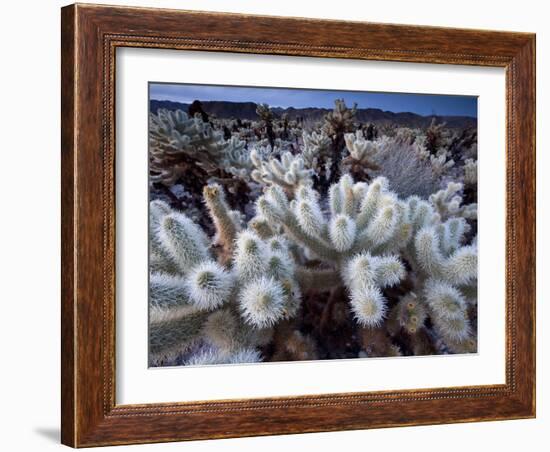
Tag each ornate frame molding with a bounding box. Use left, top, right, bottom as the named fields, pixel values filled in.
left=61, top=4, right=535, bottom=447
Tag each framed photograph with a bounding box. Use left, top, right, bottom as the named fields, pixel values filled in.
left=61, top=3, right=536, bottom=447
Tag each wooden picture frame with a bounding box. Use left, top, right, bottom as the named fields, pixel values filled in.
left=61, top=3, right=536, bottom=447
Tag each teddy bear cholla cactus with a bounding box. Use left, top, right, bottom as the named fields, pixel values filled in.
left=302, top=131, right=331, bottom=169
left=301, top=130, right=333, bottom=183
left=463, top=158, right=478, bottom=187
left=397, top=192, right=478, bottom=353
left=250, top=130, right=336, bottom=193
left=255, top=174, right=413, bottom=327
left=149, top=108, right=252, bottom=186
left=348, top=190, right=477, bottom=357
left=322, top=99, right=358, bottom=184
left=256, top=103, right=276, bottom=149
left=149, top=183, right=302, bottom=366
left=429, top=181, right=477, bottom=221
left=250, top=148, right=313, bottom=192
left=150, top=170, right=477, bottom=364
left=342, top=130, right=381, bottom=180
left=323, top=99, right=357, bottom=138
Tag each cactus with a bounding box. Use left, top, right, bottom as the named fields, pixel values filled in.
left=429, top=182, right=477, bottom=221
left=256, top=103, right=276, bottom=149
left=323, top=99, right=358, bottom=184
left=342, top=130, right=380, bottom=180
left=148, top=96, right=478, bottom=366
left=403, top=200, right=477, bottom=352
left=250, top=149, right=313, bottom=192
left=302, top=131, right=331, bottom=170
left=302, top=130, right=333, bottom=187
left=150, top=109, right=249, bottom=184
left=425, top=118, right=446, bottom=153
left=149, top=188, right=302, bottom=365
left=463, top=158, right=477, bottom=186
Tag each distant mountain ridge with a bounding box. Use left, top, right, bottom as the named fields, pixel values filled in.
left=150, top=99, right=477, bottom=129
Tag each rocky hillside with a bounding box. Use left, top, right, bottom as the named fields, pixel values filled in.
left=150, top=99, right=476, bottom=129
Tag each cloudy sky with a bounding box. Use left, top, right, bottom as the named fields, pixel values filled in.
left=150, top=83, right=477, bottom=117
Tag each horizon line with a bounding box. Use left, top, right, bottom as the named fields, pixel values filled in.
left=149, top=82, right=478, bottom=117
left=150, top=97, right=477, bottom=119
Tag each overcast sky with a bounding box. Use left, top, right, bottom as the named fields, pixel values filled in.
left=149, top=83, right=477, bottom=117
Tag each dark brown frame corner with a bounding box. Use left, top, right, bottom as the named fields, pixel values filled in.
left=61, top=3, right=536, bottom=447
